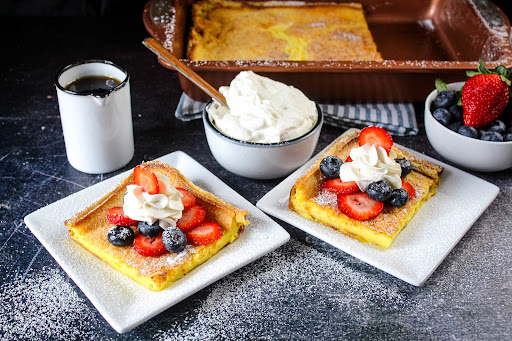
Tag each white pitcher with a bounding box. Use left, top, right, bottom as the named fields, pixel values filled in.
left=55, top=60, right=134, bottom=174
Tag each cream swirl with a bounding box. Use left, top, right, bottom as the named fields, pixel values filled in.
left=339, top=144, right=402, bottom=192
left=123, top=174, right=184, bottom=229
left=208, top=71, right=317, bottom=143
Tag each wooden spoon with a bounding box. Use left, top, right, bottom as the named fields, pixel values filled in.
left=142, top=37, right=228, bottom=107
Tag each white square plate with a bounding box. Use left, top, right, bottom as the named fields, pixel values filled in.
left=256, top=129, right=499, bottom=286
left=24, top=151, right=290, bottom=333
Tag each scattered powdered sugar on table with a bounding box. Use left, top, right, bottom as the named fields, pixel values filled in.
left=0, top=267, right=102, bottom=340
left=152, top=239, right=407, bottom=340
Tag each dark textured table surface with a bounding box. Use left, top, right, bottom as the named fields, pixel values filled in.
left=1, top=15, right=511, bottom=340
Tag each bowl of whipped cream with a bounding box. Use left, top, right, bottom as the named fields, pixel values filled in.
left=203, top=71, right=323, bottom=179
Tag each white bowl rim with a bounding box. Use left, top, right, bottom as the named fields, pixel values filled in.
left=425, top=81, right=512, bottom=145
left=203, top=100, right=324, bottom=148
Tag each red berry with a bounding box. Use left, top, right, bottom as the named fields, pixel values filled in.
left=323, top=178, right=360, bottom=194
left=401, top=180, right=416, bottom=200
left=176, top=187, right=196, bottom=208
left=358, top=126, right=393, bottom=153
left=337, top=192, right=384, bottom=221
left=462, top=73, right=509, bottom=128
left=133, top=165, right=159, bottom=195
left=106, top=207, right=138, bottom=226
left=133, top=233, right=167, bottom=257
left=177, top=204, right=206, bottom=231
left=346, top=156, right=353, bottom=162
left=186, top=221, right=223, bottom=246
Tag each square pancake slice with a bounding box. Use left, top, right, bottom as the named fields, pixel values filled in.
left=187, top=0, right=382, bottom=61
left=289, top=130, right=443, bottom=249
left=65, top=161, right=249, bottom=291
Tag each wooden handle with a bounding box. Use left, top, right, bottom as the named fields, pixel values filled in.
left=143, top=37, right=228, bottom=106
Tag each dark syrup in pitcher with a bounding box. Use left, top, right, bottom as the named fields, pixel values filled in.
left=66, top=76, right=121, bottom=95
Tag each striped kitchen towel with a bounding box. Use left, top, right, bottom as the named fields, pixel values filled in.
left=175, top=93, right=418, bottom=136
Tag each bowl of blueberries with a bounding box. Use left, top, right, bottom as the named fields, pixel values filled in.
left=425, top=79, right=512, bottom=172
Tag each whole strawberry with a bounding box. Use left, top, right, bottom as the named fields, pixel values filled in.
left=462, top=60, right=511, bottom=128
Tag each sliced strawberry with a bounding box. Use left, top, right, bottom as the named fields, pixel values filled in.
left=358, top=126, right=393, bottom=153
left=186, top=221, right=223, bottom=246
left=133, top=233, right=167, bottom=257
left=176, top=187, right=196, bottom=208
left=337, top=192, right=384, bottom=221
left=133, top=165, right=159, bottom=194
left=346, top=156, right=353, bottom=162
left=324, top=178, right=360, bottom=194
left=177, top=204, right=206, bottom=231
left=401, top=180, right=416, bottom=200
left=106, top=207, right=138, bottom=226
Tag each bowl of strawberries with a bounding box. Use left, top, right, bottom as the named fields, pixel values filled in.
left=425, top=61, right=512, bottom=172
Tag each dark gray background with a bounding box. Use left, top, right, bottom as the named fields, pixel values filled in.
left=1, top=2, right=511, bottom=340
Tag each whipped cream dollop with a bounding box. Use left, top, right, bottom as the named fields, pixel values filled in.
left=339, top=144, right=402, bottom=192
left=123, top=174, right=184, bottom=229
left=207, top=71, right=317, bottom=143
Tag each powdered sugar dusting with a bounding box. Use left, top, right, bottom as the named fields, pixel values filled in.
left=314, top=189, right=337, bottom=208
left=333, top=31, right=363, bottom=42
left=166, top=245, right=197, bottom=267
left=152, top=239, right=406, bottom=340
left=162, top=6, right=177, bottom=52
left=310, top=22, right=326, bottom=28
left=468, top=0, right=512, bottom=63
left=0, top=267, right=103, bottom=340
left=418, top=19, right=434, bottom=31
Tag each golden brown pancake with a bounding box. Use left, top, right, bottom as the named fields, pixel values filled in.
left=289, top=130, right=443, bottom=249
left=65, top=161, right=249, bottom=291
left=187, top=0, right=382, bottom=61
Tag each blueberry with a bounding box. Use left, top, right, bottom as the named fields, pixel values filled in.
left=162, top=227, right=187, bottom=253
left=448, top=122, right=463, bottom=132
left=457, top=125, right=478, bottom=139
left=107, top=226, right=134, bottom=247
left=449, top=105, right=464, bottom=122
left=481, top=131, right=504, bottom=142
left=433, top=90, right=456, bottom=109
left=320, top=156, right=343, bottom=179
left=366, top=180, right=392, bottom=201
left=504, top=130, right=512, bottom=141
left=388, top=188, right=409, bottom=207
left=395, top=158, right=412, bottom=177
left=138, top=221, right=163, bottom=237
left=432, top=108, right=453, bottom=126
left=486, top=120, right=507, bottom=134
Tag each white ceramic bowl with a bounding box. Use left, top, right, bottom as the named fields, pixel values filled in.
left=203, top=102, right=323, bottom=179
left=425, top=81, right=512, bottom=172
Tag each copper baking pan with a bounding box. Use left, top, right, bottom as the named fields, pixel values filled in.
left=143, top=0, right=512, bottom=103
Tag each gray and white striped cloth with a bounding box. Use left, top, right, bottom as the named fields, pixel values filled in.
left=175, top=93, right=418, bottom=136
